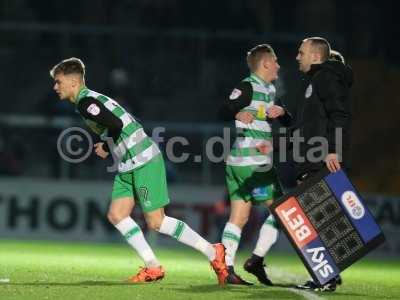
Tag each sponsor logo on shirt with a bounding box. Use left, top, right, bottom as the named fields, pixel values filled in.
left=87, top=103, right=100, bottom=116
left=229, top=88, right=242, bottom=100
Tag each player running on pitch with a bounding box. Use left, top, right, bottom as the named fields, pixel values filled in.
left=219, top=44, right=292, bottom=285
left=50, top=58, right=228, bottom=284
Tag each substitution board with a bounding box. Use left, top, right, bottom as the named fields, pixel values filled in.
left=270, top=168, right=385, bottom=285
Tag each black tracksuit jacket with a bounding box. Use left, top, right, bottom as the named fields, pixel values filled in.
left=294, top=60, right=354, bottom=179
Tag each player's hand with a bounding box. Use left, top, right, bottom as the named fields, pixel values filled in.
left=235, top=111, right=254, bottom=124
left=256, top=142, right=272, bottom=154
left=325, top=153, right=341, bottom=172
left=94, top=142, right=109, bottom=159
left=266, top=105, right=285, bottom=119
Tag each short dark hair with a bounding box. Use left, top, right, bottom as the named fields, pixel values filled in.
left=305, top=37, right=331, bottom=62
left=50, top=57, right=85, bottom=78
left=246, top=44, right=276, bottom=72
left=330, top=50, right=345, bottom=64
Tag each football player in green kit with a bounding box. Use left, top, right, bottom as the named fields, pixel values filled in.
left=219, top=45, right=292, bottom=285
left=50, top=57, right=228, bottom=285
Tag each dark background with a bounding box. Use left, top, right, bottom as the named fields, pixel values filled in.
left=0, top=0, right=398, bottom=195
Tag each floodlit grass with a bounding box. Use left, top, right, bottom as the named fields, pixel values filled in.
left=0, top=240, right=399, bottom=299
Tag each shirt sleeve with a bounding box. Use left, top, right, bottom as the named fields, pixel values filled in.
left=219, top=81, right=253, bottom=121
left=77, top=97, right=123, bottom=152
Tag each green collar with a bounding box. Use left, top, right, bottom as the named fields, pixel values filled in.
left=74, top=86, right=89, bottom=105
left=250, top=73, right=269, bottom=87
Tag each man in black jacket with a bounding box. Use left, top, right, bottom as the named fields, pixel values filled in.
left=294, top=38, right=353, bottom=291
left=294, top=37, right=353, bottom=181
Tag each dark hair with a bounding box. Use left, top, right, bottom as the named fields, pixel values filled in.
left=304, top=37, right=331, bottom=61
left=330, top=50, right=345, bottom=64
left=246, top=44, right=276, bottom=71
left=50, top=57, right=85, bottom=78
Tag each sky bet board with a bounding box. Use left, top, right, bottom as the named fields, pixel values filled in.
left=271, top=168, right=385, bottom=285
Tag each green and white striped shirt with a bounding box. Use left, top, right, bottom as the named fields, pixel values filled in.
left=75, top=87, right=160, bottom=173
left=227, top=74, right=276, bottom=167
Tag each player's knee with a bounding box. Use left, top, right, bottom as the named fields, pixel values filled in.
left=144, top=209, right=165, bottom=231
left=107, top=211, right=125, bottom=225
left=229, top=216, right=248, bottom=229
left=146, top=217, right=163, bottom=231
left=265, top=199, right=274, bottom=208
left=238, top=218, right=249, bottom=228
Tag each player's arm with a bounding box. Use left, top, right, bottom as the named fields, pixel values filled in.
left=269, top=98, right=294, bottom=154
left=219, top=81, right=253, bottom=122
left=273, top=98, right=293, bottom=127
left=77, top=97, right=123, bottom=154
left=317, top=71, right=351, bottom=172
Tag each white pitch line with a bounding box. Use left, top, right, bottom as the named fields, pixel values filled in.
left=285, top=288, right=325, bottom=300
left=269, top=267, right=326, bottom=300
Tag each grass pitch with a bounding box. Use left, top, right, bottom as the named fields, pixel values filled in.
left=0, top=240, right=399, bottom=300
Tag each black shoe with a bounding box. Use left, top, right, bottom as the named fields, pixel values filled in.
left=243, top=258, right=273, bottom=286
left=296, top=279, right=337, bottom=292
left=226, top=272, right=253, bottom=285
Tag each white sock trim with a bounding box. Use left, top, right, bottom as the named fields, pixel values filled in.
left=225, top=222, right=242, bottom=235
left=158, top=216, right=215, bottom=261
left=253, top=223, right=279, bottom=257
left=114, top=217, right=160, bottom=267
left=158, top=216, right=176, bottom=235
left=222, top=222, right=242, bottom=266
left=141, top=250, right=158, bottom=264
left=194, top=239, right=210, bottom=253
left=115, top=217, right=137, bottom=235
